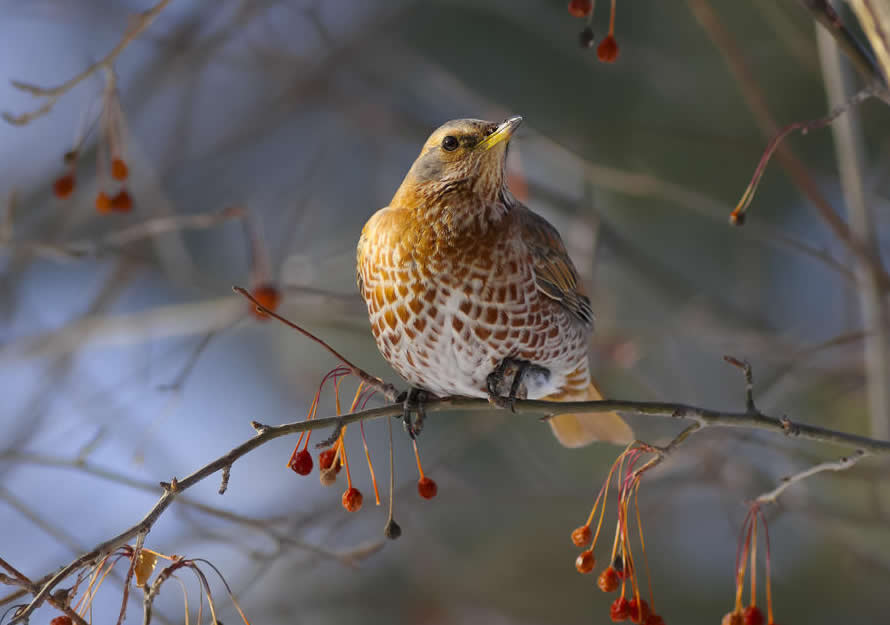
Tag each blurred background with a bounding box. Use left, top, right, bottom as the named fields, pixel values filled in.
left=1, top=0, right=890, bottom=623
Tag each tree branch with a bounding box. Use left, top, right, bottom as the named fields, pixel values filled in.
left=3, top=0, right=174, bottom=125
left=754, top=449, right=867, bottom=504
left=8, top=381, right=890, bottom=623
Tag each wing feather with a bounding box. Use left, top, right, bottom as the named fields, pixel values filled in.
left=516, top=204, right=593, bottom=326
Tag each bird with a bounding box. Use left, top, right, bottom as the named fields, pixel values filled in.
left=356, top=116, right=632, bottom=446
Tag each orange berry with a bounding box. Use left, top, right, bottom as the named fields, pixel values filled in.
left=628, top=598, right=650, bottom=624
left=251, top=284, right=281, bottom=319
left=289, top=449, right=313, bottom=475
left=645, top=615, right=665, bottom=625
left=722, top=611, right=743, bottom=625
left=50, top=617, right=73, bottom=625
left=110, top=190, right=132, bottom=212
left=342, top=487, right=363, bottom=512
left=111, top=157, right=129, bottom=181
left=319, top=449, right=340, bottom=473
left=597, top=34, right=619, bottom=63
left=571, top=524, right=592, bottom=547
left=575, top=549, right=595, bottom=574
left=743, top=606, right=764, bottom=625
left=95, top=191, right=112, bottom=213
left=53, top=174, right=75, bottom=199
left=610, top=597, right=631, bottom=622
left=597, top=566, right=620, bottom=592
left=567, top=0, right=592, bottom=18
left=417, top=476, right=437, bottom=499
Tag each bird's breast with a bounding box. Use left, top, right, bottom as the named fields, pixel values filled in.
left=358, top=212, right=588, bottom=398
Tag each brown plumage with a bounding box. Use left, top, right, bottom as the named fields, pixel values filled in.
left=356, top=117, right=631, bottom=446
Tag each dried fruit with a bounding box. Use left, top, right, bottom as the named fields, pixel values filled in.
left=610, top=597, right=631, bottom=622
left=743, top=606, right=764, bottom=625
left=567, top=0, right=593, bottom=18
left=95, top=191, right=112, bottom=213
left=722, top=611, right=743, bottom=625
left=628, top=597, right=650, bottom=624
left=111, top=189, right=132, bottom=212
left=289, top=449, right=313, bottom=475
left=342, top=487, right=363, bottom=512
left=319, top=449, right=341, bottom=473
left=598, top=566, right=620, bottom=592
left=111, top=157, right=129, bottom=181
left=575, top=549, right=595, bottom=574
left=251, top=284, right=281, bottom=318
left=598, top=34, right=619, bottom=62
left=571, top=524, right=592, bottom=547
left=417, top=476, right=437, bottom=499
left=53, top=174, right=75, bottom=198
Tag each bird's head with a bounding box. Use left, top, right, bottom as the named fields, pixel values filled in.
left=392, top=116, right=522, bottom=210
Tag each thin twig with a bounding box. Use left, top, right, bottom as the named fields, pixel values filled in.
left=233, top=285, right=399, bottom=401
left=687, top=0, right=890, bottom=290
left=0, top=208, right=243, bottom=262
left=727, top=86, right=876, bottom=226
left=754, top=449, right=867, bottom=504
left=3, top=0, right=174, bottom=125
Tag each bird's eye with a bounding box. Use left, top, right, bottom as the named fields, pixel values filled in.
left=441, top=135, right=459, bottom=151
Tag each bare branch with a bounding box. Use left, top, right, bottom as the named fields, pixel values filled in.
left=687, top=0, right=890, bottom=290
left=234, top=286, right=400, bottom=401
left=3, top=0, right=174, bottom=125
left=754, top=449, right=867, bottom=504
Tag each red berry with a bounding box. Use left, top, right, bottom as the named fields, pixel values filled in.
left=289, top=449, right=313, bottom=475
left=597, top=34, right=619, bottom=63
left=53, top=174, right=75, bottom=198
left=319, top=449, right=341, bottom=473
left=342, top=487, right=363, bottom=512
left=575, top=549, right=595, bottom=574
left=610, top=597, right=631, bottom=622
left=598, top=566, right=620, bottom=592
left=645, top=615, right=665, bottom=625
left=722, top=612, right=743, bottom=625
left=111, top=157, right=129, bottom=181
left=567, top=0, right=593, bottom=18
left=743, top=606, right=764, bottom=625
left=110, top=189, right=132, bottom=212
left=95, top=191, right=112, bottom=213
left=417, top=476, right=437, bottom=499
left=50, top=617, right=73, bottom=625
left=251, top=284, right=281, bottom=319
left=571, top=525, right=592, bottom=547
left=628, top=598, right=650, bottom=624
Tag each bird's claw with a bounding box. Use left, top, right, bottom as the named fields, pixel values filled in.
left=487, top=357, right=547, bottom=412
left=401, top=387, right=427, bottom=438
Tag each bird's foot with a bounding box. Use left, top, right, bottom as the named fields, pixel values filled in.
left=396, top=387, right=428, bottom=438
left=486, top=357, right=549, bottom=412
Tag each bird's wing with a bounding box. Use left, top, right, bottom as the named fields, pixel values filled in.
left=516, top=204, right=593, bottom=326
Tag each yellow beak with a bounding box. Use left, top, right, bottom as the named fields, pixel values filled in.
left=478, top=116, right=523, bottom=150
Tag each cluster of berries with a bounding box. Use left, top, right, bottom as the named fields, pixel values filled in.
left=567, top=0, right=620, bottom=62
left=287, top=372, right=437, bottom=516
left=571, top=444, right=666, bottom=624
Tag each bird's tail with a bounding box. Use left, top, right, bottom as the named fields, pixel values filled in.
left=545, top=376, right=633, bottom=447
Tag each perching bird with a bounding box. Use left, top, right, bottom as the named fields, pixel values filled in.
left=356, top=117, right=632, bottom=446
